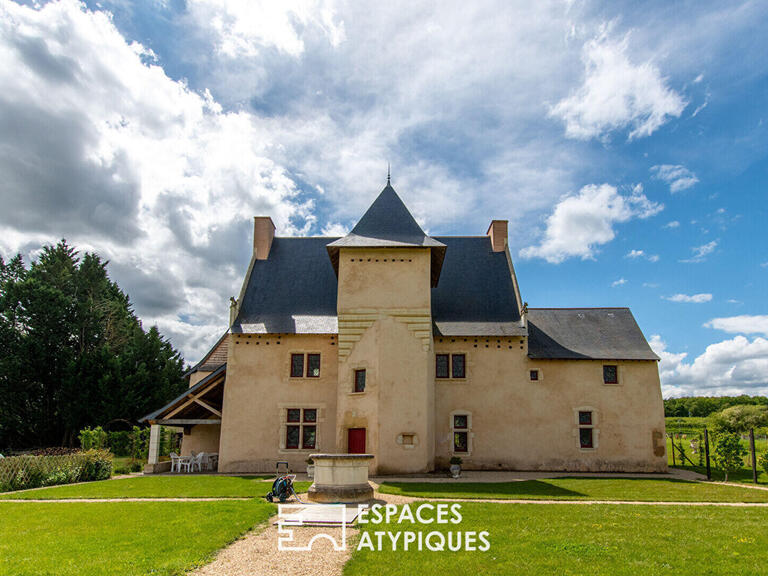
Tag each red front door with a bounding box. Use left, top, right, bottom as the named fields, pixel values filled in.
left=348, top=428, right=366, bottom=454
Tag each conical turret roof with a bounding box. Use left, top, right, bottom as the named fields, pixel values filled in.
left=327, top=182, right=446, bottom=286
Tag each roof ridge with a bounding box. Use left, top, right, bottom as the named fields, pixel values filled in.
left=528, top=307, right=631, bottom=310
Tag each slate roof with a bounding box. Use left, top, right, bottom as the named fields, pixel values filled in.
left=327, top=184, right=446, bottom=286
left=232, top=237, right=340, bottom=334
left=431, top=236, right=525, bottom=336
left=185, top=332, right=229, bottom=376
left=232, top=234, right=525, bottom=336
left=527, top=308, right=659, bottom=361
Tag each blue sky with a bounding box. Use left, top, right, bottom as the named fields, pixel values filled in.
left=0, top=0, right=766, bottom=396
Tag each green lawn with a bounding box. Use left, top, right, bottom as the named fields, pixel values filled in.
left=0, top=500, right=271, bottom=576
left=0, top=475, right=312, bottom=499
left=345, top=502, right=768, bottom=575
left=378, top=477, right=768, bottom=502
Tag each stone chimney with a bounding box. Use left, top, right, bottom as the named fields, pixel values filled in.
left=486, top=220, right=508, bottom=252
left=253, top=216, right=275, bottom=260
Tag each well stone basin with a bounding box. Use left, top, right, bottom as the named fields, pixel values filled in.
left=307, top=453, right=374, bottom=503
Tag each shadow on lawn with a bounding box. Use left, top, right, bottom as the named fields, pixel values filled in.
left=380, top=480, right=586, bottom=498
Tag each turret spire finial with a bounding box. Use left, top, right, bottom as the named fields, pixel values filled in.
left=387, top=162, right=391, bottom=185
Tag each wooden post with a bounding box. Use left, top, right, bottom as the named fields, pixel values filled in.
left=750, top=428, right=758, bottom=484
left=704, top=428, right=711, bottom=480
left=671, top=434, right=676, bottom=466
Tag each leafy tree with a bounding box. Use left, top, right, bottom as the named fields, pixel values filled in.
left=0, top=241, right=187, bottom=449
left=708, top=405, right=768, bottom=435
left=711, top=433, right=747, bottom=482
left=664, top=396, right=768, bottom=417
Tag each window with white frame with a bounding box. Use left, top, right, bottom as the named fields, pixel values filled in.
left=451, top=412, right=471, bottom=453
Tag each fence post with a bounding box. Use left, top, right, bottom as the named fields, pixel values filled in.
left=704, top=428, right=711, bottom=480
left=750, top=428, right=758, bottom=484
left=671, top=434, right=676, bottom=467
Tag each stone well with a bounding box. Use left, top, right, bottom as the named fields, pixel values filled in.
left=307, top=453, right=374, bottom=503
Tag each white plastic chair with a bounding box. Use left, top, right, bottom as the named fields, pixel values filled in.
left=169, top=452, right=182, bottom=473
left=183, top=452, right=204, bottom=473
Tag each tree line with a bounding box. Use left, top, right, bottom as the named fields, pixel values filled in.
left=665, top=396, right=768, bottom=418
left=0, top=241, right=187, bottom=450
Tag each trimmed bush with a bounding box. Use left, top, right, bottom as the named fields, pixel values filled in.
left=0, top=450, right=112, bottom=492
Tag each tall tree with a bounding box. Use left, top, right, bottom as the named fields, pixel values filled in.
left=0, top=241, right=186, bottom=449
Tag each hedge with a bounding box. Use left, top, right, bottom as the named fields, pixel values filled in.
left=0, top=449, right=112, bottom=492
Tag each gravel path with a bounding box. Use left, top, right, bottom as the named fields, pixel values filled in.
left=189, top=517, right=358, bottom=576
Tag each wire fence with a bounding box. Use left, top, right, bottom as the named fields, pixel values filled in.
left=0, top=450, right=112, bottom=492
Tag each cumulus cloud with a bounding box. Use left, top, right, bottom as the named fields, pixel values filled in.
left=611, top=278, right=627, bottom=287
left=520, top=183, right=662, bottom=264
left=550, top=28, right=686, bottom=141
left=651, top=164, right=699, bottom=193
left=0, top=0, right=314, bottom=361
left=664, top=220, right=680, bottom=229
left=705, top=315, right=768, bottom=337
left=187, top=0, right=346, bottom=58
left=680, top=240, right=718, bottom=263
left=650, top=335, right=768, bottom=397
left=663, top=293, right=713, bottom=303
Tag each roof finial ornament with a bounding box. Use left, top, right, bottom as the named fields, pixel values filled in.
left=387, top=162, right=391, bottom=185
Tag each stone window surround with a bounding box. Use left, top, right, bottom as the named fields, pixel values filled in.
left=287, top=351, right=324, bottom=380
left=347, top=361, right=372, bottom=396
left=396, top=432, right=419, bottom=450
left=529, top=367, right=543, bottom=382
left=435, top=351, right=470, bottom=381
left=602, top=363, right=622, bottom=386
left=278, top=402, right=326, bottom=454
left=450, top=409, right=473, bottom=456
left=574, top=406, right=599, bottom=452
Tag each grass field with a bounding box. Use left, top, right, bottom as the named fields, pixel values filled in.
left=0, top=500, right=271, bottom=576
left=377, top=477, right=768, bottom=502
left=344, top=502, right=768, bottom=575
left=0, top=475, right=312, bottom=499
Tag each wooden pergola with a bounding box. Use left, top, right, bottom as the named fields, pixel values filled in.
left=142, top=364, right=225, bottom=466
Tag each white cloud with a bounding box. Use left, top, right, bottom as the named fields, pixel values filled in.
left=611, top=278, right=627, bottom=287
left=650, top=335, right=768, bottom=397
left=664, top=220, right=680, bottom=229
left=705, top=315, right=768, bottom=337
left=680, top=240, right=718, bottom=263
left=626, top=249, right=659, bottom=262
left=663, top=293, right=713, bottom=303
left=651, top=164, right=699, bottom=193
left=320, top=222, right=348, bottom=236
left=520, top=183, right=663, bottom=264
left=0, top=0, right=314, bottom=361
left=187, top=0, right=346, bottom=58
left=550, top=28, right=686, bottom=141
